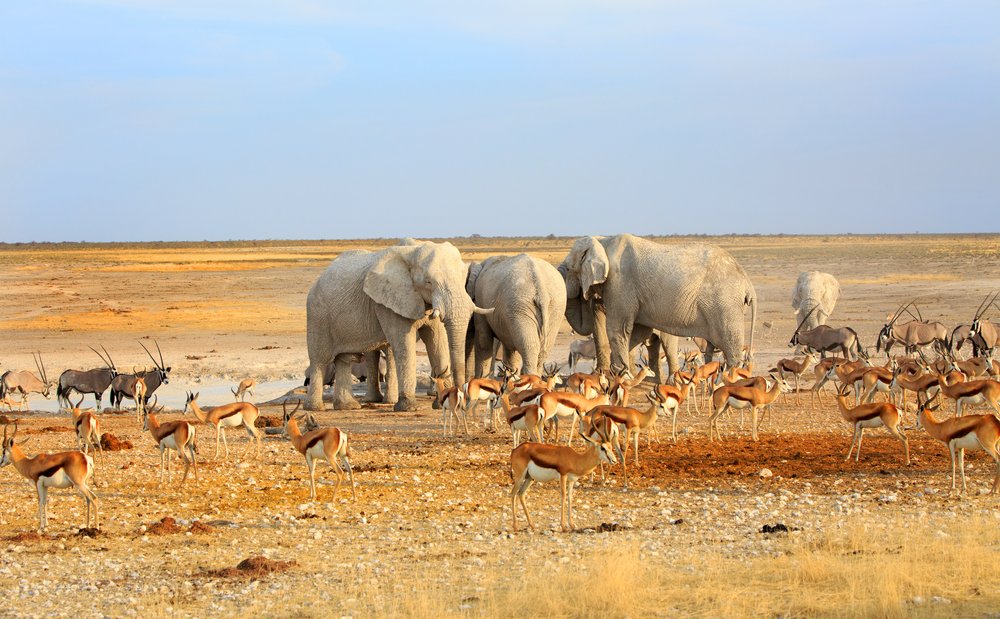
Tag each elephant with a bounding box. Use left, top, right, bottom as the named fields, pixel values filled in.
left=305, top=240, right=493, bottom=411
left=792, top=271, right=840, bottom=331
left=559, top=234, right=756, bottom=377
left=465, top=254, right=567, bottom=377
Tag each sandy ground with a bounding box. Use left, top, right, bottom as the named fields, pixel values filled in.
left=2, top=235, right=1000, bottom=616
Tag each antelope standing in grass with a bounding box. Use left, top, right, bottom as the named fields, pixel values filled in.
left=184, top=392, right=263, bottom=460
left=232, top=378, right=257, bottom=402
left=877, top=301, right=949, bottom=356
left=282, top=401, right=356, bottom=501
left=890, top=367, right=940, bottom=412
left=432, top=372, right=466, bottom=436
left=565, top=371, right=610, bottom=398
left=917, top=398, right=1000, bottom=494
left=508, top=432, right=618, bottom=532
left=937, top=373, right=1000, bottom=418
left=1, top=422, right=99, bottom=532
left=0, top=353, right=54, bottom=411
left=775, top=352, right=818, bottom=405
left=708, top=374, right=788, bottom=441
left=143, top=400, right=198, bottom=485
left=834, top=386, right=909, bottom=465
left=788, top=306, right=863, bottom=360
left=690, top=361, right=722, bottom=410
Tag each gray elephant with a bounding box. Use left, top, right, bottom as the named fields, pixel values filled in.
left=559, top=234, right=756, bottom=375
left=791, top=271, right=840, bottom=331
left=305, top=240, right=492, bottom=411
left=465, top=254, right=566, bottom=377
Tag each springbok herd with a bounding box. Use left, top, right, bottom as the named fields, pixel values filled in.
left=3, top=262, right=1000, bottom=534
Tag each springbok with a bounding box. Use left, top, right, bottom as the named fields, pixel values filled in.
left=708, top=374, right=788, bottom=441
left=68, top=395, right=103, bottom=478
left=231, top=378, right=257, bottom=402
left=184, top=392, right=263, bottom=460
left=1, top=422, right=99, bottom=532
left=143, top=399, right=198, bottom=485
left=917, top=398, right=1000, bottom=494
left=508, top=432, right=618, bottom=532
left=834, top=386, right=909, bottom=465
left=774, top=352, right=818, bottom=405
left=432, top=372, right=466, bottom=436
left=282, top=401, right=356, bottom=501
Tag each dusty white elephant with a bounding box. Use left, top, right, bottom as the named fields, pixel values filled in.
left=465, top=254, right=566, bottom=377
left=559, top=234, right=756, bottom=373
left=305, top=240, right=492, bottom=411
left=792, top=271, right=840, bottom=331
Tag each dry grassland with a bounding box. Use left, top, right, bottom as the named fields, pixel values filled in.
left=1, top=234, right=1000, bottom=617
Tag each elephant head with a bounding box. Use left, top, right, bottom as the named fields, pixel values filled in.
left=363, top=241, right=491, bottom=387
left=558, top=236, right=609, bottom=336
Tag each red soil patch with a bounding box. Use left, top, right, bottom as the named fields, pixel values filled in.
left=146, top=516, right=182, bottom=535
left=100, top=432, right=133, bottom=451
left=6, top=532, right=44, bottom=543
left=188, top=521, right=215, bottom=534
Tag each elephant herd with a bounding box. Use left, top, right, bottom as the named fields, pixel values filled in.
left=305, top=234, right=758, bottom=412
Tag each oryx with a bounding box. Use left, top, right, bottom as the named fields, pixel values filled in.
left=57, top=345, right=118, bottom=410
left=788, top=306, right=862, bottom=360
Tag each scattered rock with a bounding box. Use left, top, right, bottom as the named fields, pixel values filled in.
left=759, top=468, right=773, bottom=478
left=76, top=527, right=101, bottom=538
left=761, top=523, right=789, bottom=534
left=100, top=433, right=133, bottom=451
left=203, top=555, right=296, bottom=578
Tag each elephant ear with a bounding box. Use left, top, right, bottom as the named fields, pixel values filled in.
left=575, top=237, right=610, bottom=301
left=465, top=261, right=483, bottom=299
left=363, top=249, right=427, bottom=321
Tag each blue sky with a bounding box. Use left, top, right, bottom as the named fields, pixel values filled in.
left=1, top=1, right=998, bottom=241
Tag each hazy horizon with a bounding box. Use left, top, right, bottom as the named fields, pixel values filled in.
left=3, top=1, right=998, bottom=242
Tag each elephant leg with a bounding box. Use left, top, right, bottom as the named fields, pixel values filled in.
left=305, top=362, right=329, bottom=412
left=376, top=309, right=419, bottom=411
left=384, top=346, right=398, bottom=404
left=606, top=308, right=634, bottom=374
left=463, top=321, right=476, bottom=384
left=518, top=336, right=541, bottom=377
left=592, top=301, right=612, bottom=373
left=363, top=350, right=385, bottom=404
left=473, top=315, right=495, bottom=378
left=332, top=354, right=361, bottom=410
left=419, top=322, right=449, bottom=408
left=504, top=347, right=522, bottom=375
left=629, top=325, right=652, bottom=376
left=662, top=334, right=680, bottom=381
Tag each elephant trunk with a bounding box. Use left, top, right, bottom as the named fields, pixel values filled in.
left=444, top=311, right=472, bottom=391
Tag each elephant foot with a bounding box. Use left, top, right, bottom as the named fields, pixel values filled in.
left=363, top=393, right=385, bottom=404
left=304, top=400, right=327, bottom=412
left=394, top=397, right=418, bottom=412
left=333, top=396, right=362, bottom=411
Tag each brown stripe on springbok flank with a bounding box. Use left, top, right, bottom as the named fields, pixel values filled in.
left=482, top=383, right=501, bottom=395
left=38, top=463, right=65, bottom=480
left=508, top=410, right=527, bottom=424
left=217, top=409, right=242, bottom=421
left=305, top=433, right=324, bottom=451
left=75, top=417, right=85, bottom=429
left=726, top=392, right=755, bottom=404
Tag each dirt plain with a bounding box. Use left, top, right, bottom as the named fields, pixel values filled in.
left=2, top=235, right=1000, bottom=617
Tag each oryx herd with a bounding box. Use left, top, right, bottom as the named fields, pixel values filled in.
left=4, top=268, right=1000, bottom=535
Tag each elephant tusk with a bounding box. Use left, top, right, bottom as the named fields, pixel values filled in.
left=472, top=305, right=495, bottom=316
left=430, top=308, right=442, bottom=320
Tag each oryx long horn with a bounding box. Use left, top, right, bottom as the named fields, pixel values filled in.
left=89, top=345, right=111, bottom=369
left=101, top=344, right=117, bottom=371
left=138, top=340, right=161, bottom=369
left=795, top=305, right=818, bottom=333
left=154, top=340, right=166, bottom=369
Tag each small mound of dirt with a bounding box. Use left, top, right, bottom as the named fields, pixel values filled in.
left=76, top=527, right=101, bottom=538
left=147, top=516, right=182, bottom=535
left=188, top=521, right=215, bottom=534
left=203, top=555, right=296, bottom=578
left=100, top=433, right=133, bottom=451
left=26, top=426, right=73, bottom=435
left=255, top=415, right=282, bottom=428
left=6, top=532, right=44, bottom=543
